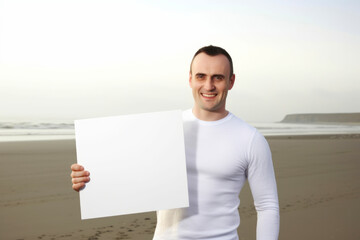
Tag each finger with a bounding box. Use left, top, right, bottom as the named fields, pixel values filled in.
left=70, top=171, right=90, bottom=178
left=72, top=182, right=85, bottom=192
left=71, top=163, right=84, bottom=171
left=72, top=176, right=90, bottom=184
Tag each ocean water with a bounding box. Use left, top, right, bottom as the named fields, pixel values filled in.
left=0, top=122, right=75, bottom=142
left=254, top=122, right=360, bottom=136
left=1, top=121, right=360, bottom=142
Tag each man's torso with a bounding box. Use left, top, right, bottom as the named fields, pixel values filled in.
left=153, top=109, right=258, bottom=240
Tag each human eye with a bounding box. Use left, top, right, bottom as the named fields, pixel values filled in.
left=214, top=75, right=224, bottom=81
left=196, top=73, right=205, bottom=79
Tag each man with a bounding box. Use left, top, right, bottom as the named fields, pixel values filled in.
left=71, top=45, right=279, bottom=239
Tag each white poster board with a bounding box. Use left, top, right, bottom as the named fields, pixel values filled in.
left=74, top=110, right=189, bottom=220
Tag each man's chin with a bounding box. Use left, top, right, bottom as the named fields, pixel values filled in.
left=199, top=105, right=220, bottom=112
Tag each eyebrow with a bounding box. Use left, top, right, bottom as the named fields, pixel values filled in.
left=195, top=72, right=206, bottom=76
left=195, top=73, right=225, bottom=78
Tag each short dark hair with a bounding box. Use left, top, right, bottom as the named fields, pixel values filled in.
left=190, top=45, right=233, bottom=77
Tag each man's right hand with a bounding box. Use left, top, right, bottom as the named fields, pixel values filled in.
left=70, top=163, right=90, bottom=192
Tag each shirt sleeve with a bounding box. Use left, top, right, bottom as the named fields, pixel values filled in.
left=246, top=130, right=280, bottom=240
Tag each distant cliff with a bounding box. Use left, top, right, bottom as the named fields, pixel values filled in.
left=280, top=113, right=360, bottom=124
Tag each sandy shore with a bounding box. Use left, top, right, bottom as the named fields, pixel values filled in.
left=1, top=134, right=359, bottom=240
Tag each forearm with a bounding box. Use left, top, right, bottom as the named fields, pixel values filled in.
left=256, top=207, right=280, bottom=240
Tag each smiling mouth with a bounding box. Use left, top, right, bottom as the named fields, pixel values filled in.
left=201, top=93, right=217, bottom=98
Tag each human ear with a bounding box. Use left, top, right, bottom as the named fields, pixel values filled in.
left=189, top=72, right=192, bottom=88
left=228, top=74, right=235, bottom=90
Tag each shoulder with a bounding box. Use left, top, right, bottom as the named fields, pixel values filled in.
left=228, top=113, right=270, bottom=154
left=228, top=112, right=258, bottom=137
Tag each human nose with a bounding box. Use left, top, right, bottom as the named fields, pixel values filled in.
left=204, top=78, right=215, bottom=91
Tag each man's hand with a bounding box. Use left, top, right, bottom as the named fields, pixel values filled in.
left=70, top=163, right=90, bottom=192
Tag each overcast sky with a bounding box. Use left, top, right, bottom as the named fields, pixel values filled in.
left=1, top=0, right=359, bottom=122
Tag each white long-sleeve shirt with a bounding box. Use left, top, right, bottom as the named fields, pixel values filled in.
left=153, top=109, right=279, bottom=240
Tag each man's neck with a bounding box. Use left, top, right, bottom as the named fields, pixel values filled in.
left=192, top=108, right=229, bottom=121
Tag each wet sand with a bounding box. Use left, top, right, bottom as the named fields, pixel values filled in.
left=1, top=134, right=359, bottom=239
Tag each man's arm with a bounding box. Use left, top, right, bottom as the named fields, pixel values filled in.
left=247, top=131, right=280, bottom=240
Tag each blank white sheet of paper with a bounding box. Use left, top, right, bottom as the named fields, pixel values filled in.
left=74, top=110, right=189, bottom=220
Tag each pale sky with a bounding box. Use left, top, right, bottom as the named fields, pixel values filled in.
left=1, top=0, right=359, bottom=122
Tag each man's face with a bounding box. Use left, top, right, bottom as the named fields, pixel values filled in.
left=189, top=52, right=235, bottom=114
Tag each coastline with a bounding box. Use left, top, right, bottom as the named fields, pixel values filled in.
left=1, top=134, right=359, bottom=239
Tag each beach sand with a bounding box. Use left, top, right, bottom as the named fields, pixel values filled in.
left=1, top=134, right=359, bottom=240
